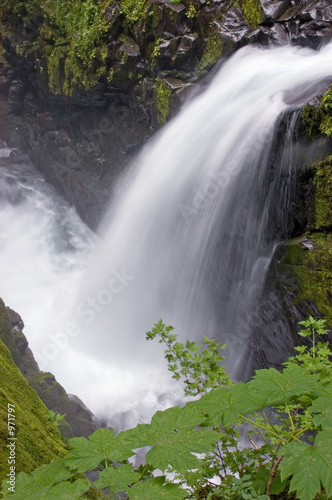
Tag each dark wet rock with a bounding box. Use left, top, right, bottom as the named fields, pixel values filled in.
left=38, top=112, right=58, bottom=131
left=264, top=22, right=290, bottom=45
left=246, top=237, right=332, bottom=376
left=27, top=372, right=103, bottom=438
left=174, top=33, right=199, bottom=69
left=119, top=39, right=141, bottom=58
left=301, top=237, right=315, bottom=250
left=279, top=0, right=332, bottom=22
left=215, top=8, right=249, bottom=44
left=0, top=74, right=11, bottom=93
left=7, top=79, right=26, bottom=115
left=158, top=37, right=181, bottom=67
left=6, top=307, right=24, bottom=331
left=260, top=0, right=292, bottom=20
left=163, top=76, right=190, bottom=90
left=0, top=302, right=39, bottom=377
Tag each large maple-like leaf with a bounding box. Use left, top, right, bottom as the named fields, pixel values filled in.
left=279, top=431, right=332, bottom=500
left=1, top=460, right=73, bottom=499
left=128, top=476, right=187, bottom=500
left=189, top=383, right=262, bottom=426
left=94, top=463, right=141, bottom=491
left=118, top=405, right=218, bottom=472
left=248, top=365, right=318, bottom=407
left=64, top=428, right=134, bottom=472
left=47, top=479, right=89, bottom=499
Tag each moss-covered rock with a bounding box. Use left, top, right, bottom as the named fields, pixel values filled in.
left=199, top=33, right=223, bottom=71
left=313, top=156, right=332, bottom=230
left=300, top=101, right=323, bottom=142
left=0, top=0, right=266, bottom=98
left=27, top=372, right=99, bottom=439
left=238, top=0, right=264, bottom=27
left=300, top=83, right=332, bottom=141
left=0, top=303, right=39, bottom=379
left=153, top=77, right=173, bottom=124
left=319, top=83, right=332, bottom=137
left=0, top=308, right=66, bottom=487
left=278, top=234, right=332, bottom=326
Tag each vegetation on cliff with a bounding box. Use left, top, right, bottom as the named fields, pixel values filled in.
left=0, top=298, right=101, bottom=440
left=0, top=301, right=66, bottom=488
left=289, top=85, right=332, bottom=326
left=0, top=0, right=262, bottom=99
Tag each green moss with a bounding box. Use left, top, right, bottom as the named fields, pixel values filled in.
left=300, top=103, right=322, bottom=141
left=47, top=45, right=66, bottom=95
left=237, top=0, right=264, bottom=27
left=199, top=33, right=223, bottom=71
left=313, top=156, right=332, bottom=230
left=280, top=234, right=332, bottom=326
left=0, top=301, right=66, bottom=487
left=120, top=0, right=149, bottom=23
left=46, top=0, right=110, bottom=95
left=153, top=79, right=173, bottom=125
left=187, top=3, right=197, bottom=19
left=0, top=0, right=111, bottom=96
left=319, top=84, right=332, bottom=137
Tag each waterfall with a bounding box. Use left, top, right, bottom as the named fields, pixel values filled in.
left=1, top=44, right=332, bottom=427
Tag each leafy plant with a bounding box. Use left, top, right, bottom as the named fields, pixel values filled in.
left=146, top=319, right=230, bottom=396
left=1, top=317, right=331, bottom=500
left=45, top=410, right=66, bottom=428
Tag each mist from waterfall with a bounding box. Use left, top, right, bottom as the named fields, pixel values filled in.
left=1, top=44, right=332, bottom=428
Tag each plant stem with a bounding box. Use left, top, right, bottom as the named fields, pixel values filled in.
left=266, top=455, right=283, bottom=497
left=285, top=403, right=296, bottom=433
left=240, top=415, right=287, bottom=444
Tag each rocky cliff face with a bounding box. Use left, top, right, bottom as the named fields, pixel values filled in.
left=248, top=103, right=332, bottom=373
left=0, top=300, right=67, bottom=485
left=0, top=299, right=103, bottom=439
left=1, top=0, right=331, bottom=227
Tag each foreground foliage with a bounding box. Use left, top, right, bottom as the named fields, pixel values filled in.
left=1, top=317, right=331, bottom=499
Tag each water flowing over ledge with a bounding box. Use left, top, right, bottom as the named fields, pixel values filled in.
left=1, top=44, right=332, bottom=427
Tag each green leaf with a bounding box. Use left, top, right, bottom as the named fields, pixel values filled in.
left=47, top=479, right=89, bottom=499
left=118, top=405, right=206, bottom=449
left=145, top=427, right=218, bottom=472
left=128, top=476, right=187, bottom=500
left=308, top=396, right=332, bottom=429
left=1, top=460, right=73, bottom=499
left=119, top=405, right=218, bottom=472
left=270, top=475, right=289, bottom=495
left=279, top=431, right=332, bottom=500
left=248, top=365, right=318, bottom=406
left=190, top=383, right=261, bottom=426
left=250, top=467, right=269, bottom=494
left=94, top=464, right=141, bottom=491
left=64, top=428, right=134, bottom=472
left=311, top=382, right=332, bottom=399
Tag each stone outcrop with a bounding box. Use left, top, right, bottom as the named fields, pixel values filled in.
left=0, top=300, right=66, bottom=484
left=0, top=298, right=103, bottom=439
left=248, top=113, right=332, bottom=373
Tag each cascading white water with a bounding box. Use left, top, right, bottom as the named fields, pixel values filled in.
left=1, top=44, right=332, bottom=427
